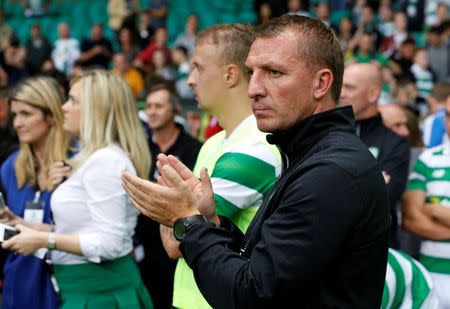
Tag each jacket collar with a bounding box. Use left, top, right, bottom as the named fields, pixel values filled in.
left=267, top=106, right=356, bottom=160
left=355, top=114, right=382, bottom=136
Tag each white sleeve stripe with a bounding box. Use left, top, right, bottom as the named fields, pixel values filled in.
left=211, top=177, right=263, bottom=209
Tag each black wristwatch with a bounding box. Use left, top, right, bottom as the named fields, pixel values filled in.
left=173, top=214, right=207, bottom=241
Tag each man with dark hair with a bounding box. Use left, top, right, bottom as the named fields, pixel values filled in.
left=25, top=24, right=52, bottom=75
left=161, top=24, right=281, bottom=309
left=78, top=24, right=113, bottom=69
left=135, top=83, right=202, bottom=309
left=123, top=15, right=390, bottom=308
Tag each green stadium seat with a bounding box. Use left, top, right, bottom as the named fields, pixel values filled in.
left=330, top=10, right=350, bottom=27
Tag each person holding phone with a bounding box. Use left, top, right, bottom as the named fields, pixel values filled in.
left=2, top=70, right=153, bottom=308
left=0, top=77, right=71, bottom=309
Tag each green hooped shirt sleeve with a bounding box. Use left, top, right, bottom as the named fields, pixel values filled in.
left=407, top=158, right=428, bottom=191
left=211, top=150, right=278, bottom=222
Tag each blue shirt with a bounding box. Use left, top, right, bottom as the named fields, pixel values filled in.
left=425, top=108, right=446, bottom=148
left=0, top=151, right=59, bottom=309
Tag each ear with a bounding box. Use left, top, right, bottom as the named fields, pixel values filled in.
left=224, top=64, right=240, bottom=88
left=367, top=84, right=381, bottom=105
left=312, top=69, right=333, bottom=101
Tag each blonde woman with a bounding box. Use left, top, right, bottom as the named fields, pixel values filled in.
left=3, top=71, right=153, bottom=308
left=0, top=77, right=71, bottom=309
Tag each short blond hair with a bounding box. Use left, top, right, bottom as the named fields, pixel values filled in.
left=197, top=24, right=255, bottom=81
left=10, top=77, right=71, bottom=190
left=69, top=70, right=150, bottom=179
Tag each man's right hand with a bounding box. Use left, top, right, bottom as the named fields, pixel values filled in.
left=156, top=154, right=218, bottom=225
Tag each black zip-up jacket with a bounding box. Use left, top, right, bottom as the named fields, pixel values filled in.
left=356, top=115, right=410, bottom=247
left=180, top=106, right=391, bottom=308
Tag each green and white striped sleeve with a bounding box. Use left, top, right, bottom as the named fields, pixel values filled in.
left=211, top=142, right=279, bottom=220
left=407, top=158, right=428, bottom=192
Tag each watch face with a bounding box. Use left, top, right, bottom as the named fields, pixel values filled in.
left=174, top=222, right=185, bottom=241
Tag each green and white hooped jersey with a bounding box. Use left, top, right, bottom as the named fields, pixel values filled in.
left=192, top=114, right=281, bottom=231
left=172, top=115, right=281, bottom=309
left=382, top=249, right=438, bottom=309
left=407, top=145, right=450, bottom=275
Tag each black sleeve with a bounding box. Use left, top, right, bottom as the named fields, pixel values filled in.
left=180, top=164, right=368, bottom=308
left=104, top=39, right=113, bottom=54
left=80, top=39, right=89, bottom=52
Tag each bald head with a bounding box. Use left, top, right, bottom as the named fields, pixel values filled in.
left=58, top=23, right=70, bottom=39
left=340, top=63, right=382, bottom=120
left=378, top=104, right=409, bottom=137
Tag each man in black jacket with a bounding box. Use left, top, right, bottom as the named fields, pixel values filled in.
left=340, top=63, right=411, bottom=248
left=123, top=15, right=391, bottom=308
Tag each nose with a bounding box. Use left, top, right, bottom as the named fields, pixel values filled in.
left=187, top=70, right=196, bottom=89
left=339, top=89, right=347, bottom=102
left=146, top=105, right=156, bottom=117
left=62, top=101, right=69, bottom=113
left=13, top=114, right=23, bottom=129
left=248, top=71, right=266, bottom=99
left=400, top=125, right=410, bottom=137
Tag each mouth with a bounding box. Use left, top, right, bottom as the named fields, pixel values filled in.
left=253, top=105, right=272, bottom=116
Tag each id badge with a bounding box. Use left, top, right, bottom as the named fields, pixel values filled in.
left=24, top=200, right=45, bottom=223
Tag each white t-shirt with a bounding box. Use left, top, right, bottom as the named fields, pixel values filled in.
left=51, top=145, right=138, bottom=265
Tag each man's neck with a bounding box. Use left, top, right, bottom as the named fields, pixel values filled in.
left=215, top=90, right=253, bottom=137
left=152, top=122, right=181, bottom=153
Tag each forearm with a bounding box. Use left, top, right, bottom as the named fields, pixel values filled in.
left=78, top=50, right=96, bottom=62
left=402, top=215, right=450, bottom=240
left=160, top=224, right=181, bottom=259
left=22, top=221, right=52, bottom=232
left=54, top=233, right=83, bottom=255
left=425, top=203, right=450, bottom=228
left=30, top=231, right=82, bottom=255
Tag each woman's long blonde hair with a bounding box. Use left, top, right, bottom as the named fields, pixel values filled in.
left=12, top=77, right=71, bottom=190
left=69, top=71, right=150, bottom=178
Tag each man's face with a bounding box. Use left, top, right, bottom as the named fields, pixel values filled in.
left=379, top=106, right=410, bottom=137
left=59, top=24, right=70, bottom=39
left=145, top=89, right=175, bottom=130
left=245, top=31, right=317, bottom=133
left=394, top=13, right=407, bottom=31
left=340, top=67, right=372, bottom=120
left=113, top=54, right=128, bottom=73
left=154, top=28, right=168, bottom=47
left=414, top=50, right=429, bottom=69
left=187, top=42, right=225, bottom=112
left=401, top=43, right=415, bottom=59
left=92, top=25, right=102, bottom=40
left=358, top=34, right=373, bottom=52
left=31, top=25, right=41, bottom=39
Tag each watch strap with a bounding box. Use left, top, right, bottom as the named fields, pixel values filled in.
left=48, top=232, right=56, bottom=250
left=173, top=214, right=207, bottom=241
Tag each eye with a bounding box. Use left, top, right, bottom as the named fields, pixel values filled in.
left=269, top=70, right=282, bottom=77
left=246, top=69, right=253, bottom=77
